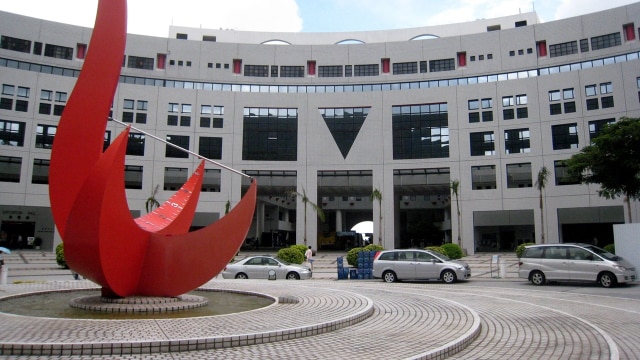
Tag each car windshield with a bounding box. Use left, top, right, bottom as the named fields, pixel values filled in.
left=581, top=245, right=620, bottom=261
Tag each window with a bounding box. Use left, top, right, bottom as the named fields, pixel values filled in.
left=392, top=103, right=449, bottom=160
left=600, top=82, right=613, bottom=94
left=481, top=98, right=493, bottom=109
left=124, top=165, right=143, bottom=189
left=482, top=111, right=494, bottom=122
left=244, top=65, right=269, bottom=77
left=168, top=103, right=179, bottom=113
left=123, top=99, right=134, bottom=109
left=470, top=131, right=495, bottom=156
left=468, top=112, right=480, bottom=123
left=516, top=107, right=528, bottom=119
left=585, top=85, right=597, bottom=97
left=38, top=103, right=51, bottom=115
left=588, top=118, right=615, bottom=141
left=0, top=120, right=26, bottom=146
left=503, top=109, right=515, bottom=120
left=429, top=58, right=455, bottom=72
left=1, top=36, right=31, bottom=53
left=468, top=100, right=479, bottom=110
left=126, top=133, right=145, bottom=156
left=320, top=107, right=371, bottom=159
left=471, top=165, right=496, bottom=190
left=563, top=88, right=575, bottom=99
left=40, top=90, right=52, bottom=101
left=198, top=137, right=223, bottom=159
left=591, top=32, right=621, bottom=50
left=549, top=103, right=562, bottom=115
left=202, top=169, right=221, bottom=192
left=164, top=167, right=188, bottom=191
left=31, top=158, right=49, bottom=184
left=554, top=160, right=580, bottom=185
left=165, top=135, right=189, bottom=158
left=354, top=64, right=379, bottom=76
left=2, top=85, right=14, bottom=96
left=201, top=105, right=212, bottom=114
left=563, top=102, right=576, bottom=113
left=552, top=123, right=579, bottom=150
left=548, top=90, right=561, bottom=102
left=55, top=92, right=67, bottom=103
left=44, top=44, right=73, bottom=60
left=516, top=94, right=527, bottom=105
left=393, top=62, right=418, bottom=75
left=127, top=55, right=154, bottom=70
left=167, top=115, right=178, bottom=126
left=0, top=98, right=12, bottom=110
left=280, top=66, right=304, bottom=77
left=181, top=104, right=192, bottom=113
left=549, top=41, right=578, bottom=57
left=586, top=98, right=599, bottom=110
left=318, top=66, right=343, bottom=77
left=506, top=163, right=532, bottom=188
left=580, top=38, right=589, bottom=52
left=35, top=124, right=56, bottom=149
left=122, top=112, right=134, bottom=123
left=0, top=155, right=21, bottom=182
left=601, top=96, right=614, bottom=108
left=504, top=128, right=530, bottom=154
left=243, top=108, right=298, bottom=161
left=180, top=116, right=191, bottom=127
left=502, top=96, right=514, bottom=107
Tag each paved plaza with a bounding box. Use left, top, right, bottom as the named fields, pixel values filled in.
left=1, top=250, right=639, bottom=359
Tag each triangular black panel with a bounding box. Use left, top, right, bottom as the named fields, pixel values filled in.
left=320, top=108, right=370, bottom=159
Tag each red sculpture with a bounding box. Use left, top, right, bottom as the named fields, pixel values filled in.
left=49, top=0, right=256, bottom=297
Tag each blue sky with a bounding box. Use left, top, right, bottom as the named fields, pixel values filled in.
left=1, top=0, right=639, bottom=37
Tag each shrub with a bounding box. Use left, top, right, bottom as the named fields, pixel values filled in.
left=516, top=242, right=536, bottom=258
left=277, top=247, right=304, bottom=264
left=364, top=244, right=384, bottom=253
left=604, top=243, right=615, bottom=254
left=425, top=246, right=446, bottom=255
left=346, top=247, right=363, bottom=267
left=440, top=243, right=464, bottom=259
left=55, top=242, right=67, bottom=268
left=290, top=244, right=308, bottom=258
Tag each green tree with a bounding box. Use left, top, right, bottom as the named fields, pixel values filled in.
left=535, top=166, right=549, bottom=244
left=288, top=187, right=325, bottom=245
left=450, top=180, right=462, bottom=246
left=145, top=184, right=160, bottom=213
left=566, top=117, right=640, bottom=223
left=370, top=188, right=383, bottom=245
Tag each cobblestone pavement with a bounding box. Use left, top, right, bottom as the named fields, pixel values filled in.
left=1, top=251, right=639, bottom=359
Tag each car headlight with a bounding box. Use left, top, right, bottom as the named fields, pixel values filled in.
left=614, top=265, right=628, bottom=272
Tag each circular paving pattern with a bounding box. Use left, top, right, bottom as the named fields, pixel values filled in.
left=1, top=279, right=640, bottom=359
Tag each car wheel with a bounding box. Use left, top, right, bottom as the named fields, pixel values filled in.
left=530, top=270, right=545, bottom=285
left=441, top=269, right=457, bottom=284
left=235, top=273, right=248, bottom=279
left=286, top=272, right=300, bottom=280
left=382, top=270, right=397, bottom=283
left=598, top=272, right=617, bottom=288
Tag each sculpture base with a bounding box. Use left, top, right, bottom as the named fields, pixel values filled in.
left=69, top=294, right=208, bottom=313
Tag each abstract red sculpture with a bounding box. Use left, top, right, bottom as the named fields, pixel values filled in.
left=49, top=0, right=256, bottom=297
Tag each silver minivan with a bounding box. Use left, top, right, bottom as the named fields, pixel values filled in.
left=518, top=243, right=637, bottom=288
left=372, top=249, right=471, bottom=283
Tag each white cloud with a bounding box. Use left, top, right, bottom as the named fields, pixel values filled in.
left=1, top=0, right=303, bottom=36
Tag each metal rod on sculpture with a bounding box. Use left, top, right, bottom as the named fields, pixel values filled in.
left=109, top=117, right=252, bottom=179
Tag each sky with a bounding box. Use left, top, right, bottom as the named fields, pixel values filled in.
left=0, top=0, right=639, bottom=37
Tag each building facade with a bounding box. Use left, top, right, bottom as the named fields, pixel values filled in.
left=1, top=4, right=640, bottom=253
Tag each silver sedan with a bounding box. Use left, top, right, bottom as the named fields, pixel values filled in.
left=221, top=256, right=312, bottom=280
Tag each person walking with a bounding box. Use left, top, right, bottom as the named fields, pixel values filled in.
left=305, top=246, right=314, bottom=270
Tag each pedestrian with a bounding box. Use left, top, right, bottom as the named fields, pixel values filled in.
left=305, top=246, right=314, bottom=270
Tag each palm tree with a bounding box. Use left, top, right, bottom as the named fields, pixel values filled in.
left=287, top=187, right=325, bottom=245
left=370, top=188, right=383, bottom=245
left=145, top=184, right=160, bottom=213
left=450, top=180, right=462, bottom=246
left=535, top=166, right=550, bottom=244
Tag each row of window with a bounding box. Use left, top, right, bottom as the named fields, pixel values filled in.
left=0, top=152, right=583, bottom=193
left=3, top=48, right=640, bottom=96
left=1, top=155, right=222, bottom=192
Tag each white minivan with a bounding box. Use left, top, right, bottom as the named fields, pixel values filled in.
left=518, top=243, right=637, bottom=288
left=373, top=249, right=471, bottom=283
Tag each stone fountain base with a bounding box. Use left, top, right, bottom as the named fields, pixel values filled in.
left=69, top=294, right=208, bottom=313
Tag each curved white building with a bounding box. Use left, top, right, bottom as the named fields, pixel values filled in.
left=1, top=4, right=639, bottom=253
